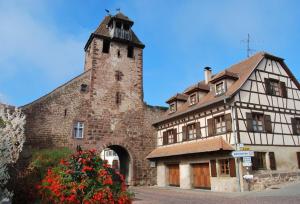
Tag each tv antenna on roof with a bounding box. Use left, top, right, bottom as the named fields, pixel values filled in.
left=241, top=33, right=255, bottom=58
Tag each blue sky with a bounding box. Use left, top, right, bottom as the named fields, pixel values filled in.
left=0, top=0, right=300, bottom=107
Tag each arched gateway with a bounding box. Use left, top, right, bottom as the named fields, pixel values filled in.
left=100, top=144, right=133, bottom=185
left=22, top=12, right=166, bottom=185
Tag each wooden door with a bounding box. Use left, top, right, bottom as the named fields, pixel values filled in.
left=168, top=164, right=180, bottom=186
left=192, top=163, right=211, bottom=189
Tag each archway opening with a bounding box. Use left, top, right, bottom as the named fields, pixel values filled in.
left=100, top=145, right=132, bottom=185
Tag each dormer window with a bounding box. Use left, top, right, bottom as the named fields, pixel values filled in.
left=215, top=81, right=225, bottom=96
left=170, top=102, right=176, bottom=113
left=189, top=93, right=197, bottom=105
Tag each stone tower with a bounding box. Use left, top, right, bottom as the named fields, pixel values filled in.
left=21, top=12, right=166, bottom=186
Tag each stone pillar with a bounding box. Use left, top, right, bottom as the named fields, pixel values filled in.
left=180, top=162, right=191, bottom=189
left=157, top=162, right=167, bottom=187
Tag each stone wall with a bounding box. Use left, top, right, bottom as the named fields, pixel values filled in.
left=250, top=171, right=300, bottom=191
left=22, top=70, right=92, bottom=148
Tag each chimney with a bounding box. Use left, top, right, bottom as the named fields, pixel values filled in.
left=204, top=67, right=212, bottom=84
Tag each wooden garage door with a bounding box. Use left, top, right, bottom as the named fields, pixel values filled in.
left=192, top=163, right=211, bottom=189
left=168, top=164, right=180, bottom=186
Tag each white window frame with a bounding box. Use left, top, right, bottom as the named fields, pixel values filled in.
left=215, top=115, right=226, bottom=134
left=170, top=102, right=177, bottom=113
left=74, top=121, right=84, bottom=139
left=215, top=81, right=225, bottom=96
left=189, top=93, right=197, bottom=105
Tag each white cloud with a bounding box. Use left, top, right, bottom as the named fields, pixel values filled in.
left=0, top=1, right=87, bottom=82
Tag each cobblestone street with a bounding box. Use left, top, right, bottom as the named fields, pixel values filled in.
left=131, top=182, right=300, bottom=204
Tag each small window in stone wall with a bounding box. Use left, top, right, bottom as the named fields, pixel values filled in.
left=102, top=40, right=110, bottom=53
left=116, top=92, right=122, bottom=105
left=64, top=109, right=67, bottom=117
left=117, top=49, right=121, bottom=58
left=127, top=46, right=134, bottom=58
left=80, top=84, right=88, bottom=92
left=73, top=122, right=84, bottom=139
left=115, top=71, right=123, bottom=81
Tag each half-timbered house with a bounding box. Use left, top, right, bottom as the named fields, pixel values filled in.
left=147, top=52, right=300, bottom=192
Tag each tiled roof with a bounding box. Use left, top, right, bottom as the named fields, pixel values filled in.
left=146, top=137, right=234, bottom=159
left=154, top=52, right=299, bottom=125
left=210, top=70, right=239, bottom=83
left=184, top=81, right=210, bottom=94
left=166, top=93, right=188, bottom=104
left=84, top=14, right=144, bottom=50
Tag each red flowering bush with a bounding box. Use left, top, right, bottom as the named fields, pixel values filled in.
left=37, top=148, right=132, bottom=204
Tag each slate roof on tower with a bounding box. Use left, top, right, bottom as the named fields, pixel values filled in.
left=84, top=13, right=144, bottom=51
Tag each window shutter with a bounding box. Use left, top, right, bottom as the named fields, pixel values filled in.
left=291, top=118, right=297, bottom=135
left=182, top=126, right=187, bottom=141
left=229, top=158, right=236, bottom=177
left=225, top=113, right=232, bottom=132
left=264, top=115, right=272, bottom=133
left=280, top=81, right=287, bottom=98
left=210, top=160, right=217, bottom=177
left=264, top=78, right=271, bottom=95
left=297, top=152, right=300, bottom=169
left=162, top=131, right=168, bottom=145
left=252, top=152, right=258, bottom=171
left=269, top=152, right=276, bottom=170
left=207, top=118, right=215, bottom=136
left=246, top=113, right=253, bottom=131
left=173, top=128, right=177, bottom=143
left=195, top=122, right=201, bottom=138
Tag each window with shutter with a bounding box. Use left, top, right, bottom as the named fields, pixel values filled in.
left=229, top=158, right=236, bottom=177
left=252, top=152, right=266, bottom=170
left=219, top=159, right=230, bottom=176
left=252, top=113, right=264, bottom=132
left=224, top=113, right=232, bottom=132
left=264, top=115, right=272, bottom=133
left=269, top=152, right=276, bottom=170
left=246, top=113, right=253, bottom=131
left=163, top=131, right=168, bottom=145
left=187, top=123, right=196, bottom=140
left=264, top=78, right=271, bottom=95
left=166, top=129, right=176, bottom=144
left=207, top=118, right=215, bottom=136
left=280, top=81, right=287, bottom=98
left=210, top=160, right=217, bottom=177
left=173, top=129, right=177, bottom=143
left=291, top=118, right=300, bottom=135
left=182, top=126, right=187, bottom=141
left=265, top=78, right=287, bottom=97
left=215, top=115, right=226, bottom=134
left=195, top=122, right=201, bottom=138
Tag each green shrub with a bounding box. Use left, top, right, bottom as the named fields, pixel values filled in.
left=30, top=147, right=72, bottom=178
left=10, top=147, right=72, bottom=204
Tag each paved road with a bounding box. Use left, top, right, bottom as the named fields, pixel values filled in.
left=131, top=182, right=300, bottom=204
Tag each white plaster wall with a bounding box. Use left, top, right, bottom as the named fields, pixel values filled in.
left=157, top=162, right=167, bottom=187
left=180, top=162, right=191, bottom=189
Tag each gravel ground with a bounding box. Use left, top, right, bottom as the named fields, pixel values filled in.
left=131, top=182, right=300, bottom=204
